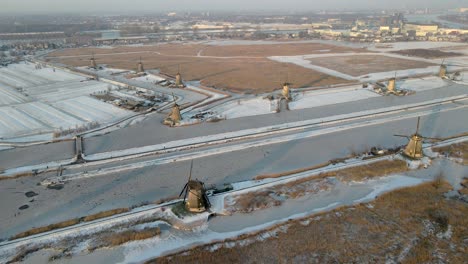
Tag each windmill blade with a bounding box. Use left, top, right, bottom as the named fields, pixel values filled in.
left=422, top=136, right=441, bottom=141
left=416, top=117, right=420, bottom=135
left=183, top=186, right=189, bottom=202
left=188, top=160, right=193, bottom=182
left=203, top=193, right=212, bottom=208
left=179, top=183, right=188, bottom=197
left=394, top=134, right=410, bottom=138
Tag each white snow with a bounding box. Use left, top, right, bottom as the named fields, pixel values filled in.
left=0, top=62, right=133, bottom=140
left=14, top=102, right=86, bottom=129
left=212, top=98, right=275, bottom=119
left=132, top=73, right=165, bottom=83
left=367, top=41, right=468, bottom=52
left=398, top=76, right=448, bottom=92
left=352, top=175, right=427, bottom=203
left=0, top=86, right=28, bottom=106
left=289, top=86, right=380, bottom=110
left=53, top=96, right=130, bottom=123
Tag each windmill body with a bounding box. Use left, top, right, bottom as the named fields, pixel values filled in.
left=387, top=78, right=396, bottom=93
left=163, top=103, right=181, bottom=126
left=137, top=62, right=144, bottom=73
left=170, top=103, right=182, bottom=123
left=163, top=94, right=182, bottom=126
left=282, top=82, right=292, bottom=100
left=175, top=72, right=183, bottom=87
left=90, top=57, right=97, bottom=69
left=185, top=180, right=210, bottom=213
left=439, top=64, right=447, bottom=78
left=179, top=161, right=211, bottom=213
left=403, top=134, right=423, bottom=159
left=394, top=117, right=435, bottom=160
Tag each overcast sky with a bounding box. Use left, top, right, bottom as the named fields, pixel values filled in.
left=1, top=0, right=466, bottom=14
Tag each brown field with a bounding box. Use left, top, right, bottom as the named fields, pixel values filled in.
left=391, top=49, right=464, bottom=58
left=308, top=55, right=436, bottom=77
left=46, top=43, right=360, bottom=93
left=152, top=181, right=467, bottom=263
left=433, top=141, right=468, bottom=165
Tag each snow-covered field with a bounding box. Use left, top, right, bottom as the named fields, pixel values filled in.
left=212, top=98, right=274, bottom=119
left=398, top=76, right=448, bottom=92
left=0, top=63, right=81, bottom=88
left=210, top=85, right=381, bottom=120
left=289, top=86, right=380, bottom=110
left=133, top=73, right=165, bottom=83
left=0, top=86, right=28, bottom=106
left=367, top=41, right=467, bottom=52
left=53, top=96, right=130, bottom=123
left=0, top=62, right=132, bottom=140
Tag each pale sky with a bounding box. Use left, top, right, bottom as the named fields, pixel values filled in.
left=1, top=0, right=467, bottom=14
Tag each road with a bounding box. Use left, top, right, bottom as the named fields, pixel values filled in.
left=0, top=104, right=466, bottom=239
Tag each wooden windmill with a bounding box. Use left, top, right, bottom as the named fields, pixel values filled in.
left=163, top=93, right=181, bottom=126
left=89, top=52, right=97, bottom=69
left=394, top=117, right=439, bottom=160
left=387, top=72, right=397, bottom=93
left=439, top=59, right=447, bottom=78
left=179, top=160, right=211, bottom=213
left=137, top=56, right=145, bottom=73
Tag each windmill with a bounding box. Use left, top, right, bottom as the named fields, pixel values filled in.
left=179, top=160, right=211, bottom=213
left=137, top=56, right=145, bottom=73
left=281, top=70, right=292, bottom=100
left=163, top=93, right=181, bottom=126
left=89, top=52, right=97, bottom=69
left=387, top=72, right=397, bottom=93
left=394, top=117, right=439, bottom=160
left=439, top=59, right=447, bottom=78
left=175, top=65, right=183, bottom=87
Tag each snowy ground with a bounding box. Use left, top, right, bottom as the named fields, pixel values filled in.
left=289, top=85, right=380, bottom=110
left=398, top=76, right=449, bottom=92
left=0, top=62, right=132, bottom=140
left=211, top=77, right=455, bottom=121
left=132, top=73, right=165, bottom=83
left=367, top=41, right=467, bottom=52
left=211, top=97, right=274, bottom=119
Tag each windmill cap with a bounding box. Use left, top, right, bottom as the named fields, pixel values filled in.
left=188, top=180, right=204, bottom=190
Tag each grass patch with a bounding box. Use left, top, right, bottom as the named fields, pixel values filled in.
left=433, top=141, right=468, bottom=165
left=82, top=208, right=130, bottom=222
left=254, top=161, right=331, bottom=180
left=459, top=178, right=468, bottom=196
left=171, top=202, right=194, bottom=218
left=152, top=180, right=467, bottom=263
left=10, top=219, right=81, bottom=240
left=91, top=227, right=161, bottom=250
left=320, top=159, right=408, bottom=182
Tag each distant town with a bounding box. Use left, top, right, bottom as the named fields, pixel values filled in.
left=1, top=8, right=467, bottom=64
